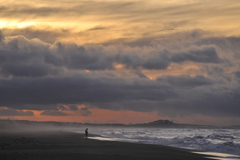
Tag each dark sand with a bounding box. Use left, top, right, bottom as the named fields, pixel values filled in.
left=0, top=130, right=215, bottom=160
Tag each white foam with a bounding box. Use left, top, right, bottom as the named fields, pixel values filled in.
left=75, top=128, right=240, bottom=156
left=88, top=136, right=139, bottom=143
left=193, top=152, right=240, bottom=160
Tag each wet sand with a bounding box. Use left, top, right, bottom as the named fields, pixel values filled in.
left=0, top=130, right=214, bottom=160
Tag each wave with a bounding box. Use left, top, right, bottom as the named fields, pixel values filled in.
left=88, top=128, right=240, bottom=156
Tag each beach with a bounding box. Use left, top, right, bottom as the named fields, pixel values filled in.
left=0, top=130, right=213, bottom=160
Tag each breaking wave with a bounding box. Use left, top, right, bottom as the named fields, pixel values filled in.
left=89, top=128, right=240, bottom=156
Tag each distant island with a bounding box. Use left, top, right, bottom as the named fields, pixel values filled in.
left=138, top=119, right=174, bottom=125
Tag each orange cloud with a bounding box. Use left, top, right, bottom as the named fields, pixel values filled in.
left=10, top=108, right=159, bottom=124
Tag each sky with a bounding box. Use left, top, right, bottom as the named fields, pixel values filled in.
left=0, top=0, right=240, bottom=126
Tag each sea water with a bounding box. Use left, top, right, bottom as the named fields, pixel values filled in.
left=84, top=127, right=240, bottom=158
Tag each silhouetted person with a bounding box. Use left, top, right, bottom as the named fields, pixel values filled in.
left=85, top=128, right=88, bottom=138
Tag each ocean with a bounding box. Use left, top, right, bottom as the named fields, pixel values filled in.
left=78, top=127, right=240, bottom=159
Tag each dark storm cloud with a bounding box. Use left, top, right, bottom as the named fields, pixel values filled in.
left=0, top=32, right=240, bottom=119
left=1, top=63, right=60, bottom=78
left=234, top=71, right=240, bottom=78
left=171, top=46, right=223, bottom=64
left=132, top=70, right=148, bottom=79
left=0, top=75, right=176, bottom=108
left=156, top=75, right=215, bottom=87
left=69, top=105, right=78, bottom=111
left=0, top=30, right=4, bottom=42
left=16, top=104, right=59, bottom=111
left=206, top=66, right=224, bottom=76
left=0, top=32, right=225, bottom=76
left=197, top=91, right=240, bottom=117
left=157, top=88, right=240, bottom=118
left=0, top=108, right=34, bottom=116
left=47, top=43, right=114, bottom=70
left=0, top=35, right=168, bottom=73
left=79, top=107, right=92, bottom=117
left=142, top=52, right=171, bottom=70
left=95, top=85, right=240, bottom=118
left=0, top=37, right=61, bottom=78
left=196, top=37, right=240, bottom=55
left=40, top=110, right=69, bottom=116
left=58, top=104, right=67, bottom=111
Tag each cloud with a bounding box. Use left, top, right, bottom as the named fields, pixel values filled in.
left=234, top=71, right=240, bottom=78
left=88, top=26, right=107, bottom=31
left=1, top=0, right=239, bottom=47
left=14, top=104, right=59, bottom=111
left=0, top=74, right=176, bottom=107
left=1, top=63, right=60, bottom=78
left=0, top=31, right=240, bottom=120
left=40, top=110, right=69, bottom=116
left=69, top=105, right=78, bottom=111
left=2, top=27, right=71, bottom=43
left=157, top=75, right=215, bottom=87
left=58, top=104, right=67, bottom=111
left=159, top=90, right=240, bottom=118
left=0, top=108, right=34, bottom=116
left=132, top=70, right=148, bottom=79
left=142, top=52, right=171, bottom=69
left=0, top=0, right=240, bottom=125
left=0, top=30, right=4, bottom=42
left=79, top=107, right=92, bottom=117
left=162, top=20, right=190, bottom=31
left=1, top=35, right=223, bottom=78
left=171, top=47, right=223, bottom=64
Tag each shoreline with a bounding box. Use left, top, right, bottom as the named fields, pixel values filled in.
left=0, top=130, right=214, bottom=160
left=87, top=135, right=240, bottom=160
